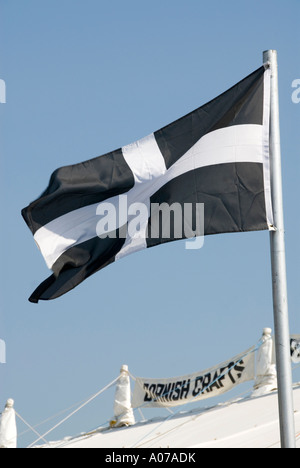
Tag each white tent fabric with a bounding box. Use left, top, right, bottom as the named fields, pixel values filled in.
left=111, top=365, right=135, bottom=428
left=25, top=329, right=300, bottom=448
left=252, top=328, right=277, bottom=397
left=0, top=399, right=17, bottom=449
left=35, top=385, right=300, bottom=448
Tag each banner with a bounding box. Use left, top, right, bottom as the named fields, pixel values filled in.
left=132, top=347, right=255, bottom=408
left=290, top=335, right=300, bottom=364
left=271, top=335, right=300, bottom=364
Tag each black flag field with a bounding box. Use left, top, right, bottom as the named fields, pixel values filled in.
left=22, top=65, right=273, bottom=302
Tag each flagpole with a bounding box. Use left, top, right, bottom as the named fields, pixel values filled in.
left=263, top=49, right=296, bottom=448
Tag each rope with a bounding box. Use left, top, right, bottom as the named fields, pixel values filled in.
left=18, top=395, right=101, bottom=439
left=15, top=411, right=49, bottom=446
left=27, top=376, right=120, bottom=448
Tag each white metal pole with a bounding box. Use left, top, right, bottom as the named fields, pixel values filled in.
left=263, top=49, right=296, bottom=448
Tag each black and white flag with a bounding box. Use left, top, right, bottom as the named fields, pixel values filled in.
left=22, top=65, right=273, bottom=302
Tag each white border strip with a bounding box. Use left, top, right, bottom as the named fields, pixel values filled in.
left=261, top=68, right=274, bottom=229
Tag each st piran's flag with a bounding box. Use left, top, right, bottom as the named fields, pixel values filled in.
left=22, top=65, right=273, bottom=303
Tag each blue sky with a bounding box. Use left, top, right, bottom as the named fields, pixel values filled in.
left=0, top=0, right=299, bottom=447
